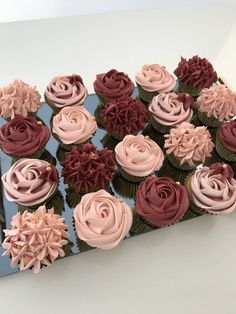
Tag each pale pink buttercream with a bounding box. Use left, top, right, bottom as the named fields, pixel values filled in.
left=135, top=64, right=176, bottom=93
left=115, top=134, right=164, bottom=176
left=45, top=75, right=88, bottom=108
left=52, top=105, right=97, bottom=145
left=148, top=93, right=193, bottom=126
left=2, top=206, right=69, bottom=273
left=197, top=85, right=236, bottom=121
left=74, top=189, right=133, bottom=250
left=164, top=122, right=214, bottom=167
left=1, top=158, right=58, bottom=206
left=191, top=166, right=236, bottom=214
left=0, top=80, right=41, bottom=120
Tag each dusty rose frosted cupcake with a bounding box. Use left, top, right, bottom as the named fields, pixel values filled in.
left=196, top=85, right=236, bottom=127
left=1, top=158, right=59, bottom=208
left=94, top=69, right=134, bottom=107
left=115, top=134, right=164, bottom=182
left=45, top=75, right=88, bottom=113
left=2, top=205, right=69, bottom=273
left=174, top=55, right=217, bottom=96
left=185, top=163, right=236, bottom=215
left=0, top=80, right=41, bottom=121
left=216, top=120, right=236, bottom=162
left=135, top=64, right=176, bottom=103
left=164, top=122, right=214, bottom=170
left=148, top=92, right=194, bottom=134
left=52, top=105, right=97, bottom=150
left=101, top=95, right=148, bottom=140
left=74, top=189, right=133, bottom=250
left=0, top=116, right=50, bottom=159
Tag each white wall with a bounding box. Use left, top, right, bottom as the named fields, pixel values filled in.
left=0, top=0, right=236, bottom=23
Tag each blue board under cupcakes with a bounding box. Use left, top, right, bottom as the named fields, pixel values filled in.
left=0, top=87, right=198, bottom=278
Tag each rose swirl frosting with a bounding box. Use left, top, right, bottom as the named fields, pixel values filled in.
left=74, top=189, right=133, bottom=249
left=0, top=116, right=50, bottom=156
left=148, top=92, right=193, bottom=126
left=218, top=120, right=236, bottom=153
left=136, top=177, right=189, bottom=226
left=190, top=163, right=236, bottom=214
left=135, top=64, right=176, bottom=93
left=52, top=105, right=97, bottom=145
left=45, top=75, right=88, bottom=108
left=115, top=135, right=164, bottom=177
left=1, top=158, right=58, bottom=206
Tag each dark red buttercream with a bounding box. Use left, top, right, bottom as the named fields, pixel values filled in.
left=39, top=165, right=59, bottom=183
left=176, top=92, right=194, bottom=110
left=135, top=177, right=189, bottom=227
left=174, top=56, right=217, bottom=88
left=0, top=116, right=50, bottom=156
left=62, top=144, right=116, bottom=193
left=93, top=69, right=134, bottom=99
left=101, top=95, right=148, bottom=137
left=210, top=162, right=234, bottom=179
left=219, top=120, right=236, bottom=153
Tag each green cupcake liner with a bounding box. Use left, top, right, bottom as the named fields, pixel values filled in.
left=190, top=114, right=202, bottom=127
left=135, top=96, right=149, bottom=107
left=157, top=157, right=191, bottom=184
left=9, top=146, right=45, bottom=162
left=137, top=84, right=159, bottom=103
left=41, top=149, right=57, bottom=165
left=129, top=210, right=156, bottom=236
left=197, top=111, right=222, bottom=128
left=149, top=115, right=171, bottom=134
left=66, top=186, right=83, bottom=208
left=112, top=172, right=140, bottom=199
left=178, top=82, right=202, bottom=97
left=119, top=167, right=147, bottom=183
left=94, top=103, right=105, bottom=128
left=203, top=147, right=224, bottom=166
left=56, top=144, right=68, bottom=164
left=216, top=132, right=236, bottom=162
left=96, top=93, right=109, bottom=108
left=179, top=208, right=201, bottom=222
left=142, top=125, right=165, bottom=150
left=101, top=133, right=120, bottom=151
left=76, top=237, right=94, bottom=253
left=167, top=153, right=198, bottom=171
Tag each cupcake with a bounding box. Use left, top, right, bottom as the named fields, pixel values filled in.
left=148, top=92, right=194, bottom=134
left=93, top=69, right=134, bottom=107
left=74, top=189, right=133, bottom=249
left=164, top=122, right=214, bottom=170
left=0, top=116, right=50, bottom=159
left=196, top=85, right=236, bottom=127
left=131, top=177, right=189, bottom=234
left=135, top=64, right=176, bottom=103
left=0, top=80, right=41, bottom=121
left=62, top=143, right=116, bottom=194
left=52, top=105, right=97, bottom=151
left=101, top=95, right=148, bottom=140
left=45, top=75, right=88, bottom=112
left=174, top=55, right=217, bottom=96
left=216, top=120, right=236, bottom=162
left=2, top=205, right=69, bottom=273
left=1, top=158, right=59, bottom=208
left=185, top=163, right=236, bottom=215
left=115, top=134, right=164, bottom=182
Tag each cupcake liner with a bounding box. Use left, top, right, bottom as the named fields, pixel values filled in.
left=135, top=96, right=149, bottom=107
left=94, top=103, right=105, bottom=128
left=41, top=149, right=57, bottom=165
left=208, top=127, right=217, bottom=142
left=71, top=217, right=94, bottom=252
left=167, top=153, right=198, bottom=171
left=101, top=133, right=120, bottom=151
left=203, top=148, right=224, bottom=166
left=56, top=144, right=68, bottom=164
left=96, top=93, right=109, bottom=108
left=149, top=115, right=171, bottom=134
left=197, top=111, right=221, bottom=128
left=119, top=167, right=147, bottom=183
left=216, top=132, right=236, bottom=162
left=178, top=82, right=202, bottom=97
left=190, top=114, right=202, bottom=127
left=112, top=172, right=140, bottom=199
left=142, top=125, right=165, bottom=150
left=179, top=208, right=201, bottom=222
left=137, top=84, right=159, bottom=103
left=157, top=157, right=191, bottom=184
left=66, top=186, right=83, bottom=208
left=129, top=210, right=156, bottom=236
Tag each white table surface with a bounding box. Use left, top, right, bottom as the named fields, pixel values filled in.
left=0, top=3, right=236, bottom=314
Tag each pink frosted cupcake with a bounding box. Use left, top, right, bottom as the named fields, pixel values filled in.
left=164, top=122, right=214, bottom=170
left=45, top=75, right=88, bottom=112
left=0, top=80, right=41, bottom=121
left=74, top=189, right=132, bottom=250
left=2, top=205, right=69, bottom=273
left=52, top=105, right=97, bottom=150
left=115, top=134, right=164, bottom=182
left=135, top=64, right=176, bottom=103
left=216, top=120, right=236, bottom=162
left=185, top=163, right=236, bottom=215
left=196, top=85, right=236, bottom=127
left=148, top=92, right=194, bottom=133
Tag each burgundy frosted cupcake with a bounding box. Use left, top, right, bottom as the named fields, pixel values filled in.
left=216, top=120, right=236, bottom=162
left=93, top=69, right=134, bottom=106
left=0, top=116, right=50, bottom=159
left=101, top=95, right=148, bottom=140
left=131, top=177, right=189, bottom=234
left=174, top=55, right=217, bottom=96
